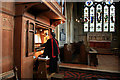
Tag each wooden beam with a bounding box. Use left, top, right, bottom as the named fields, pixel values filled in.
left=50, top=19, right=61, bottom=26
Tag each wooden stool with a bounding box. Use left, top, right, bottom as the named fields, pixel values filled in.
left=51, top=73, right=64, bottom=80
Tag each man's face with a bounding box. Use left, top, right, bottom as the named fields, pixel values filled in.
left=50, top=34, right=53, bottom=38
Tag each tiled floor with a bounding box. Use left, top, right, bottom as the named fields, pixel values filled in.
left=59, top=55, right=120, bottom=73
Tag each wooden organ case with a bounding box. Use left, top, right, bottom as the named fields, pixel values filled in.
left=14, top=1, right=66, bottom=79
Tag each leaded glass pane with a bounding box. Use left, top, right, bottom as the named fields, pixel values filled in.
left=96, top=4, right=102, bottom=32
left=84, top=7, right=89, bottom=32
left=90, top=6, right=95, bottom=32
left=104, top=5, right=109, bottom=32
left=110, top=5, right=115, bottom=32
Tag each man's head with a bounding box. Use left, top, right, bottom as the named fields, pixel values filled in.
left=50, top=32, right=55, bottom=38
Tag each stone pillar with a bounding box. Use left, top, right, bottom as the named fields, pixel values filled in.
left=66, top=2, right=74, bottom=44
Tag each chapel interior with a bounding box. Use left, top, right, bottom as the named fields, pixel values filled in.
left=0, top=0, right=120, bottom=80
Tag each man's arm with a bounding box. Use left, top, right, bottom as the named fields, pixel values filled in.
left=40, top=43, right=47, bottom=47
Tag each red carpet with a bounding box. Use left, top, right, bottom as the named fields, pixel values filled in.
left=59, top=68, right=120, bottom=80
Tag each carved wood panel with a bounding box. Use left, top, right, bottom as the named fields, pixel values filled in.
left=2, top=29, right=13, bottom=73
left=2, top=14, right=14, bottom=28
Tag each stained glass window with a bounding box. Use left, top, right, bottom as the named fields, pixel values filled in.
left=84, top=7, right=89, bottom=32
left=110, top=5, right=115, bottom=32
left=90, top=6, right=95, bottom=32
left=106, top=0, right=113, bottom=5
left=84, top=2, right=115, bottom=32
left=96, top=4, right=102, bottom=32
left=104, top=5, right=109, bottom=32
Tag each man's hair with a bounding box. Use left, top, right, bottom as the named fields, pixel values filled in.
left=51, top=32, right=55, bottom=38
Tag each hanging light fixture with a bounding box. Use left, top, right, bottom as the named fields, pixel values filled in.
left=76, top=19, right=78, bottom=21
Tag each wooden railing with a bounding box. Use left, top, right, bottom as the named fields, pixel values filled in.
left=42, top=0, right=62, bottom=13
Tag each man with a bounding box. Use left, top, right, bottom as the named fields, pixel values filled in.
left=42, top=32, right=60, bottom=73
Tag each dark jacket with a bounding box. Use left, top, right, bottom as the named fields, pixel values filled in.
left=42, top=38, right=59, bottom=60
